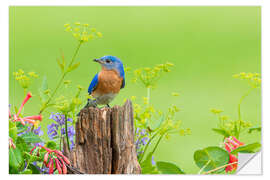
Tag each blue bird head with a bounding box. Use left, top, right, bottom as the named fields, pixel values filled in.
left=94, top=55, right=125, bottom=77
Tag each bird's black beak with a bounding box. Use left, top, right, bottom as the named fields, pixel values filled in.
left=93, top=59, right=99, bottom=62
left=93, top=59, right=103, bottom=64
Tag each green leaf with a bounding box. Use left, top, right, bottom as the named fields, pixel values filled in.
left=24, top=152, right=42, bottom=162
left=67, top=62, right=80, bottom=72
left=56, top=58, right=64, bottom=72
left=39, top=76, right=49, bottom=103
left=21, top=132, right=42, bottom=143
left=28, top=163, right=40, bottom=174
left=141, top=152, right=159, bottom=174
left=230, top=143, right=261, bottom=154
left=16, top=136, right=31, bottom=152
left=248, top=126, right=261, bottom=134
left=212, top=128, right=231, bottom=137
left=156, top=161, right=185, bottom=174
left=20, top=169, right=32, bottom=174
left=9, top=120, right=17, bottom=140
left=45, top=140, right=57, bottom=149
left=194, top=146, right=230, bottom=173
left=9, top=166, right=19, bottom=174
left=9, top=147, right=24, bottom=169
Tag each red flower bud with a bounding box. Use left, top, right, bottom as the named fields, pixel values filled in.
left=24, top=115, right=43, bottom=121
left=54, top=150, right=70, bottom=165
left=55, top=158, right=62, bottom=174
left=224, top=142, right=232, bottom=152
left=17, top=92, right=32, bottom=116
left=225, top=154, right=238, bottom=172
left=44, top=152, right=49, bottom=167
left=62, top=162, right=67, bottom=174
left=49, top=158, right=54, bottom=174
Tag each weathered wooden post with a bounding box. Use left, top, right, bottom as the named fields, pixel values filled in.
left=63, top=100, right=141, bottom=174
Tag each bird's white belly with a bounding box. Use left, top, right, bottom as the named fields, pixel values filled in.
left=94, top=93, right=117, bottom=105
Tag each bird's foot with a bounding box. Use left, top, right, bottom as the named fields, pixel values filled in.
left=87, top=99, right=98, bottom=108
left=77, top=99, right=97, bottom=116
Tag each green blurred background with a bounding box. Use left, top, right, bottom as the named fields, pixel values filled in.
left=9, top=6, right=261, bottom=174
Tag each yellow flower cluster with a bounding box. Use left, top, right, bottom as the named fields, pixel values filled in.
left=210, top=108, right=223, bottom=115
left=64, top=22, right=103, bottom=43
left=233, top=72, right=261, bottom=88
left=132, top=62, right=174, bottom=88
left=13, top=69, right=38, bottom=91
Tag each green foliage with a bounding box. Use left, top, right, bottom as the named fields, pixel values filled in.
left=212, top=128, right=231, bottom=138
left=39, top=76, right=49, bottom=104
left=9, top=120, right=17, bottom=140
left=16, top=137, right=30, bottom=152
left=194, top=146, right=230, bottom=173
left=210, top=72, right=261, bottom=139
left=248, top=126, right=261, bottom=134
left=45, top=140, right=57, bottom=149
left=28, top=164, right=41, bottom=174
left=20, top=132, right=42, bottom=143
left=131, top=63, right=190, bottom=174
left=156, top=161, right=185, bottom=174
left=140, top=152, right=159, bottom=174
left=230, top=143, right=261, bottom=154
left=9, top=147, right=24, bottom=171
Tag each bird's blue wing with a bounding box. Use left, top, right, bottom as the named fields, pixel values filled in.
left=88, top=73, right=99, bottom=94
left=121, top=78, right=125, bottom=89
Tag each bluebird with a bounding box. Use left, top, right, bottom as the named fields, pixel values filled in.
left=85, top=55, right=125, bottom=108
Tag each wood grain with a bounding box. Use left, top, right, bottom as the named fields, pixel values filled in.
left=63, top=100, right=141, bottom=174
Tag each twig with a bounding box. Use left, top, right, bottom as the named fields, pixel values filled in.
left=203, top=162, right=238, bottom=175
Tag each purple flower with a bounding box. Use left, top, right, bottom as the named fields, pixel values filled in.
left=47, top=112, right=76, bottom=150
left=33, top=126, right=43, bottom=136
left=141, top=137, right=149, bottom=146
left=34, top=142, right=45, bottom=147
left=49, top=113, right=65, bottom=126
left=152, top=156, right=156, bottom=165
left=47, top=123, right=59, bottom=140
left=135, top=128, right=151, bottom=156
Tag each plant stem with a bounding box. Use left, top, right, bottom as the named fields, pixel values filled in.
left=138, top=130, right=159, bottom=163
left=237, top=88, right=254, bottom=138
left=151, top=133, right=165, bottom=154
left=60, top=125, right=63, bottom=151
left=39, top=42, right=83, bottom=114
left=64, top=113, right=70, bottom=151
left=147, top=87, right=151, bottom=105
left=203, top=161, right=238, bottom=174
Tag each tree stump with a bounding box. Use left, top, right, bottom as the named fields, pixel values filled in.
left=63, top=100, right=141, bottom=174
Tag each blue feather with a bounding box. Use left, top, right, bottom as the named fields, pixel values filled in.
left=88, top=73, right=99, bottom=94
left=121, top=78, right=125, bottom=89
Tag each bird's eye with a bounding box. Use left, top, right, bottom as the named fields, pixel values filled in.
left=106, top=59, right=111, bottom=63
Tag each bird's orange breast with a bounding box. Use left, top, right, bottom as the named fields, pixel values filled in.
left=92, top=69, right=123, bottom=96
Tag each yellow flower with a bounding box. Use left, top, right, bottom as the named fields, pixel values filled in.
left=28, top=72, right=38, bottom=78
left=171, top=92, right=180, bottom=97
left=96, top=32, right=103, bottom=38
left=74, top=27, right=80, bottom=32
left=34, top=121, right=40, bottom=128
left=210, top=108, right=223, bottom=114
